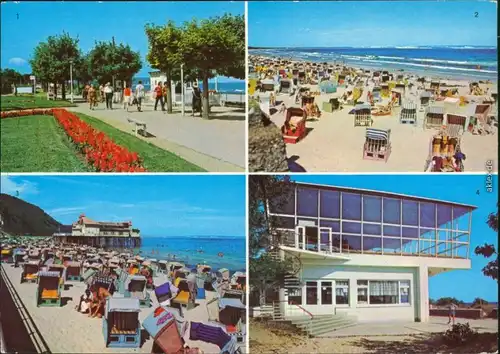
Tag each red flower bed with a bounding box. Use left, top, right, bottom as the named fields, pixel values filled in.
left=2, top=108, right=147, bottom=172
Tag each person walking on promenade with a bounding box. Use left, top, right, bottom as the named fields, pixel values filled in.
left=162, top=81, right=169, bottom=111
left=192, top=82, right=202, bottom=117
left=99, top=84, right=105, bottom=103
left=104, top=82, right=113, bottom=109
left=123, top=84, right=132, bottom=111
left=154, top=82, right=165, bottom=111
left=135, top=80, right=145, bottom=112
left=88, top=85, right=97, bottom=110
left=447, top=301, right=458, bottom=325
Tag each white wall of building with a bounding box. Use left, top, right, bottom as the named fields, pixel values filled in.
left=294, top=264, right=417, bottom=322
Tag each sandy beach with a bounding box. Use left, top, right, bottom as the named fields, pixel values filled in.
left=249, top=55, right=497, bottom=172
left=1, top=262, right=242, bottom=353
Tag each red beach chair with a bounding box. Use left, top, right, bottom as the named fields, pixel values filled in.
left=282, top=108, right=307, bottom=144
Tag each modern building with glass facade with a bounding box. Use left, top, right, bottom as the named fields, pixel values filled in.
left=269, top=182, right=475, bottom=323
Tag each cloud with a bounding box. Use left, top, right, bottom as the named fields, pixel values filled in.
left=0, top=175, right=39, bottom=196
left=47, top=206, right=88, bottom=217
left=8, top=57, right=27, bottom=66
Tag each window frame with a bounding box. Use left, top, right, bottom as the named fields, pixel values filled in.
left=335, top=280, right=350, bottom=306
left=356, top=279, right=412, bottom=307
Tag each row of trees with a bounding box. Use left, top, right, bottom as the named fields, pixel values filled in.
left=145, top=14, right=245, bottom=118
left=430, top=297, right=491, bottom=308
left=0, top=68, right=33, bottom=95
left=30, top=32, right=142, bottom=100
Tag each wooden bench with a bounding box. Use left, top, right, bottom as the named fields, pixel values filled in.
left=127, top=118, right=147, bottom=137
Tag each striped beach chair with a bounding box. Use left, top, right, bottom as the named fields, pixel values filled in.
left=400, top=101, right=417, bottom=125
left=354, top=103, right=372, bottom=127
left=424, top=106, right=445, bottom=130
left=363, top=128, right=392, bottom=162
left=445, top=114, right=467, bottom=138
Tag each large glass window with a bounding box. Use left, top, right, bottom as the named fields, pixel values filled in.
left=369, top=281, right=399, bottom=304
left=342, top=221, right=361, bottom=234
left=297, top=188, right=318, bottom=217
left=453, top=206, right=471, bottom=230
left=342, top=193, right=361, bottom=220
left=383, top=225, right=400, bottom=237
left=399, top=281, right=410, bottom=303
left=320, top=190, right=340, bottom=219
left=357, top=280, right=368, bottom=304
left=335, top=280, right=349, bottom=305
left=420, top=202, right=436, bottom=228
left=363, top=236, right=382, bottom=253
left=383, top=198, right=401, bottom=224
left=363, top=196, right=382, bottom=222
left=321, top=281, right=333, bottom=305
left=402, top=200, right=418, bottom=226
left=319, top=220, right=340, bottom=232
left=342, top=235, right=361, bottom=253
left=437, top=204, right=452, bottom=229
left=306, top=281, right=318, bottom=305
left=273, top=216, right=295, bottom=229
left=364, top=224, right=382, bottom=235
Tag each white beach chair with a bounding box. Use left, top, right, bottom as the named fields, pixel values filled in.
left=400, top=101, right=417, bottom=125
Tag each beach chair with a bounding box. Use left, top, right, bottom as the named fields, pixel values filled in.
left=158, top=260, right=168, bottom=274
left=216, top=268, right=231, bottom=283
left=425, top=134, right=462, bottom=172
left=65, top=261, right=82, bottom=281
left=142, top=306, right=187, bottom=354
left=400, top=101, right=417, bottom=125
left=380, top=84, right=390, bottom=98
left=124, top=274, right=151, bottom=308
left=424, top=106, right=445, bottom=130
left=155, top=281, right=175, bottom=304
left=48, top=263, right=66, bottom=289
left=282, top=107, right=307, bottom=144
left=103, top=297, right=141, bottom=348
left=279, top=79, right=294, bottom=95
left=420, top=92, right=432, bottom=109
left=171, top=278, right=196, bottom=312
left=20, top=261, right=40, bottom=283
left=430, top=81, right=440, bottom=91
left=190, top=322, right=240, bottom=354
left=14, top=250, right=26, bottom=267
left=83, top=268, right=97, bottom=286
left=372, top=88, right=381, bottom=103
left=36, top=271, right=61, bottom=307
left=218, top=298, right=246, bottom=327
left=354, top=104, right=372, bottom=127
left=114, top=268, right=129, bottom=294
left=445, top=114, right=467, bottom=138
left=471, top=104, right=492, bottom=134
left=1, top=248, right=13, bottom=263
left=91, top=273, right=115, bottom=294
left=363, top=128, right=392, bottom=162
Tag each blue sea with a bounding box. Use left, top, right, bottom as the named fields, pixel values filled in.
left=250, top=46, right=497, bottom=81
left=132, top=77, right=245, bottom=93
left=134, top=236, right=246, bottom=273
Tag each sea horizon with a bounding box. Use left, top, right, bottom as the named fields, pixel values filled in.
left=250, top=45, right=498, bottom=81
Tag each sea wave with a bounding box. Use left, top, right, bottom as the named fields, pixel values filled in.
left=362, top=58, right=498, bottom=74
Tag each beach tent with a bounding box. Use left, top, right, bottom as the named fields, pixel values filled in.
left=142, top=306, right=187, bottom=354
left=103, top=297, right=141, bottom=348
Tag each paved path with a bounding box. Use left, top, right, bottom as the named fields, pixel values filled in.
left=319, top=317, right=498, bottom=338
left=69, top=101, right=246, bottom=172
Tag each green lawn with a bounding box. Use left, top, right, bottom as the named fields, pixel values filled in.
left=0, top=115, right=89, bottom=172
left=1, top=95, right=76, bottom=111
left=76, top=113, right=205, bottom=172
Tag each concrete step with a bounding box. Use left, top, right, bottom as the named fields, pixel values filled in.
left=284, top=315, right=357, bottom=337
left=293, top=316, right=352, bottom=329
left=313, top=322, right=357, bottom=336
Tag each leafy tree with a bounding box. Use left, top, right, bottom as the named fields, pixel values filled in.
left=87, top=38, right=142, bottom=88
left=30, top=32, right=81, bottom=99
left=249, top=175, right=299, bottom=306
left=474, top=204, right=498, bottom=281
left=435, top=297, right=464, bottom=307
left=0, top=68, right=23, bottom=95
left=471, top=297, right=489, bottom=308
left=145, top=21, right=184, bottom=114
left=178, top=14, right=245, bottom=119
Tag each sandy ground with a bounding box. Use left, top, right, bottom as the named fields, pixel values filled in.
left=250, top=318, right=498, bottom=354
left=254, top=68, right=497, bottom=172
left=2, top=263, right=244, bottom=353
left=69, top=100, right=245, bottom=171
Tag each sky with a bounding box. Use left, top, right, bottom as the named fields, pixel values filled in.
left=290, top=174, right=498, bottom=303
left=0, top=1, right=244, bottom=81
left=0, top=174, right=246, bottom=238
left=249, top=1, right=497, bottom=48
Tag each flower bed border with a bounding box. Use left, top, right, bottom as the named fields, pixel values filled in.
left=1, top=108, right=147, bottom=172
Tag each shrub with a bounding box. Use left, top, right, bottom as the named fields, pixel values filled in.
left=443, top=322, right=478, bottom=344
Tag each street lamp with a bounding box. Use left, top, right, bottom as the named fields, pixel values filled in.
left=181, top=63, right=185, bottom=116
left=69, top=59, right=74, bottom=103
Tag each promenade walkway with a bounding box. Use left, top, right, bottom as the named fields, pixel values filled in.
left=69, top=100, right=246, bottom=172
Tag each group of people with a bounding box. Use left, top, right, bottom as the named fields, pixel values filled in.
left=81, top=80, right=203, bottom=115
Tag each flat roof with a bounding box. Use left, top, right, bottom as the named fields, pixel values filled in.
left=295, top=182, right=477, bottom=210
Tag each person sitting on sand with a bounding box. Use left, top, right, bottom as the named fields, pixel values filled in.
left=76, top=288, right=92, bottom=313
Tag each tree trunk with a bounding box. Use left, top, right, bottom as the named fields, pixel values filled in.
left=166, top=69, right=173, bottom=114
left=202, top=73, right=209, bottom=119
left=61, top=81, right=66, bottom=100
left=259, top=282, right=266, bottom=306
left=54, top=83, right=58, bottom=98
